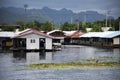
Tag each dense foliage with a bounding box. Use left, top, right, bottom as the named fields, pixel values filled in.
left=60, top=22, right=76, bottom=31
left=40, top=21, right=55, bottom=32
left=0, top=17, right=120, bottom=32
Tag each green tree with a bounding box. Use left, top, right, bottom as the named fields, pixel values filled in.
left=41, top=21, right=55, bottom=32
left=60, top=22, right=76, bottom=31
left=16, top=20, right=43, bottom=30
left=16, top=21, right=25, bottom=31
left=86, top=22, right=92, bottom=28
left=91, top=23, right=103, bottom=32
left=1, top=25, right=16, bottom=31
left=114, top=17, right=120, bottom=31
left=82, top=23, right=87, bottom=32
left=25, top=21, right=38, bottom=29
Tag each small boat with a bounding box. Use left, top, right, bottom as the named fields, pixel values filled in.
left=53, top=43, right=62, bottom=51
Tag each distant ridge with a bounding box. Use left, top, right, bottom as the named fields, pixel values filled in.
left=0, top=7, right=114, bottom=25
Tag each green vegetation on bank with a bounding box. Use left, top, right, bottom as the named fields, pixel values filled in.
left=28, top=62, right=120, bottom=70
left=28, top=56, right=120, bottom=70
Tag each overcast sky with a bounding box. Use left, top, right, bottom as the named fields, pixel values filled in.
left=0, top=0, right=120, bottom=18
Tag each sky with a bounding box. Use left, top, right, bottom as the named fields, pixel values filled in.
left=0, top=0, right=120, bottom=18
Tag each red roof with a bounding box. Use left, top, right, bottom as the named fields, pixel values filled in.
left=66, top=31, right=84, bottom=38
left=13, top=28, right=53, bottom=38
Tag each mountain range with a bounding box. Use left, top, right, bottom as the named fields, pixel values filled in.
left=0, top=7, right=113, bottom=25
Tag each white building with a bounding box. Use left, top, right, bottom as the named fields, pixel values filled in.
left=12, top=28, right=53, bottom=51
left=86, top=27, right=112, bottom=32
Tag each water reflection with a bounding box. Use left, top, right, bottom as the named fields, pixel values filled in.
left=0, top=46, right=120, bottom=80
left=26, top=52, right=53, bottom=64
left=12, top=45, right=120, bottom=64
left=113, top=48, right=120, bottom=54
left=13, top=51, right=53, bottom=64
left=53, top=45, right=120, bottom=63
left=26, top=52, right=40, bottom=64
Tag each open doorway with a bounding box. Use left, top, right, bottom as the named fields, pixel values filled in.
left=39, top=38, right=45, bottom=49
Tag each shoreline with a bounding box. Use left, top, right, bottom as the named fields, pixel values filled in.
left=28, top=62, right=120, bottom=70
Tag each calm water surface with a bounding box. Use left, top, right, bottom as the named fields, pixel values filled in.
left=0, top=45, right=120, bottom=80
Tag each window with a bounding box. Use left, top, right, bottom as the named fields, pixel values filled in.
left=30, top=39, right=35, bottom=43
left=33, top=39, right=35, bottom=43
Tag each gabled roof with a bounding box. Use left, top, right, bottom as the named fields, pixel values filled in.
left=47, top=30, right=63, bottom=35
left=0, top=32, right=15, bottom=37
left=63, top=31, right=76, bottom=36
left=66, top=31, right=84, bottom=38
left=80, top=31, right=120, bottom=38
left=12, top=28, right=53, bottom=38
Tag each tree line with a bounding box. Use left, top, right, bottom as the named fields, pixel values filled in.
left=0, top=17, right=120, bottom=32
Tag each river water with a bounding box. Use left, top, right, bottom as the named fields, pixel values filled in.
left=0, top=45, right=120, bottom=80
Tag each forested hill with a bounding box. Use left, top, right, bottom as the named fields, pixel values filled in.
left=0, top=7, right=113, bottom=25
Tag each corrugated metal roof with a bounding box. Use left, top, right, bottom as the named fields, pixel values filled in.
left=0, top=32, right=15, bottom=37
left=80, top=31, right=120, bottom=38
left=104, top=31, right=120, bottom=38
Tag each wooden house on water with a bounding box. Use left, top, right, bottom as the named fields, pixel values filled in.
left=0, top=32, right=15, bottom=50
left=47, top=30, right=66, bottom=43
left=64, top=31, right=84, bottom=45
left=80, top=31, right=120, bottom=48
left=47, top=30, right=84, bottom=45
left=47, top=30, right=66, bottom=50
left=12, top=28, right=53, bottom=51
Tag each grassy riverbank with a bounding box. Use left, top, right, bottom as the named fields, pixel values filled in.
left=28, top=62, right=120, bottom=70
left=28, top=56, right=120, bottom=70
